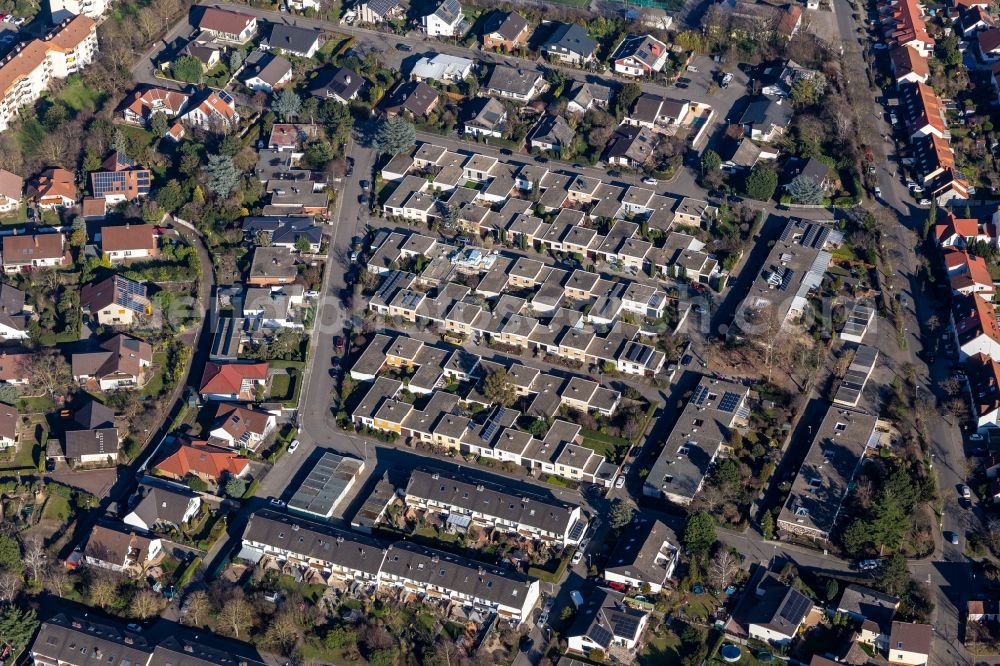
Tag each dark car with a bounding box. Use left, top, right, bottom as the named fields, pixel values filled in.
left=334, top=336, right=345, bottom=352
left=360, top=180, right=370, bottom=191
left=346, top=157, right=355, bottom=176
left=358, top=194, right=368, bottom=204
left=535, top=155, right=549, bottom=163
left=681, top=354, right=692, bottom=366
left=396, top=43, right=412, bottom=51
left=499, top=148, right=513, bottom=156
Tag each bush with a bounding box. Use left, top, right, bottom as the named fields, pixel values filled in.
left=187, top=477, right=208, bottom=493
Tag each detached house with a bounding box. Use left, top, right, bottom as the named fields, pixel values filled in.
left=124, top=484, right=202, bottom=532
left=241, top=51, right=293, bottom=92
left=746, top=574, right=814, bottom=645
left=266, top=24, right=322, bottom=58
left=603, top=518, right=678, bottom=593
left=485, top=65, right=545, bottom=102
left=80, top=275, right=152, bottom=326
left=199, top=361, right=269, bottom=401
left=1, top=232, right=69, bottom=273
left=176, top=89, right=239, bottom=134
left=0, top=169, right=22, bottom=213
left=0, top=404, right=16, bottom=449
left=542, top=23, right=597, bottom=65
left=567, top=588, right=650, bottom=656
left=423, top=0, right=464, bottom=37
left=208, top=402, right=276, bottom=450
left=888, top=621, right=931, bottom=666
left=309, top=67, right=363, bottom=103
left=198, top=7, right=257, bottom=43
left=155, top=441, right=250, bottom=484
left=100, top=223, right=157, bottom=262
left=0, top=284, right=28, bottom=340
left=358, top=0, right=402, bottom=24
left=122, top=87, right=190, bottom=127
left=739, top=97, right=793, bottom=143
left=72, top=334, right=153, bottom=390
left=382, top=81, right=440, bottom=118
left=463, top=97, right=508, bottom=138
left=482, top=11, right=530, bottom=51
left=611, top=34, right=668, bottom=76
left=529, top=115, right=575, bottom=154
left=29, top=168, right=76, bottom=209
left=90, top=152, right=151, bottom=204
left=81, top=524, right=162, bottom=574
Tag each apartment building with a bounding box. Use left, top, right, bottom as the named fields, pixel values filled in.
left=403, top=468, right=586, bottom=545
left=0, top=15, right=98, bottom=133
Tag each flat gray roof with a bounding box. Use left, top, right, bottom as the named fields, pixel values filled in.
left=833, top=345, right=879, bottom=407
left=288, top=451, right=365, bottom=519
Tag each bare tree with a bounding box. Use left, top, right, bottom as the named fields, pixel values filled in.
left=88, top=574, right=119, bottom=609
left=182, top=590, right=211, bottom=627
left=130, top=590, right=164, bottom=620
left=218, top=594, right=254, bottom=638
left=21, top=536, right=45, bottom=582
left=709, top=548, right=740, bottom=591
left=29, top=349, right=70, bottom=395
left=42, top=563, right=68, bottom=598
left=0, top=572, right=20, bottom=603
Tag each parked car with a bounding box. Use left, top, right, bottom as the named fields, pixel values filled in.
left=970, top=433, right=984, bottom=441
left=269, top=498, right=286, bottom=508
left=950, top=532, right=960, bottom=545
left=126, top=624, right=143, bottom=633
left=334, top=336, right=345, bottom=352
left=615, top=475, right=626, bottom=489
left=360, top=180, right=370, bottom=191
left=396, top=43, right=412, bottom=51
left=346, top=158, right=355, bottom=176
left=960, top=484, right=971, bottom=500
left=622, top=464, right=631, bottom=475
left=873, top=186, right=882, bottom=197
left=536, top=612, right=548, bottom=629
left=287, top=439, right=300, bottom=453
left=857, top=559, right=880, bottom=571
left=642, top=177, right=658, bottom=185
left=681, top=354, right=692, bottom=366
left=571, top=551, right=583, bottom=566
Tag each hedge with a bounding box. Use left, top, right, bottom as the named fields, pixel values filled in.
left=176, top=556, right=202, bottom=590
left=241, top=478, right=260, bottom=500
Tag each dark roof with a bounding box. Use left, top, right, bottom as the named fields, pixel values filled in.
left=241, top=51, right=292, bottom=87
left=431, top=0, right=463, bottom=25
left=530, top=114, right=574, bottom=147
left=309, top=66, right=363, bottom=100
left=383, top=80, right=439, bottom=116
left=0, top=283, right=25, bottom=333
left=64, top=428, right=119, bottom=459
left=482, top=11, right=529, bottom=41
left=568, top=588, right=648, bottom=648
left=543, top=22, right=597, bottom=57
left=784, top=156, right=829, bottom=185
left=890, top=621, right=932, bottom=655
left=486, top=65, right=541, bottom=97
left=746, top=574, right=814, bottom=636
left=31, top=613, right=151, bottom=666
left=73, top=399, right=115, bottom=430
left=363, top=0, right=400, bottom=18
left=739, top=96, right=793, bottom=128
left=837, top=584, right=898, bottom=634
left=130, top=483, right=198, bottom=528
left=243, top=216, right=322, bottom=246
left=149, top=635, right=267, bottom=666
left=267, top=23, right=321, bottom=54
left=604, top=518, right=675, bottom=584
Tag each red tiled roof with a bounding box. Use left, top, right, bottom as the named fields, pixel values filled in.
left=155, top=442, right=249, bottom=480
left=969, top=353, right=1000, bottom=417
left=101, top=224, right=156, bottom=252
left=126, top=87, right=189, bottom=117
left=199, top=7, right=255, bottom=35
left=910, top=82, right=947, bottom=135
left=199, top=362, right=269, bottom=394
left=979, top=27, right=1000, bottom=53
left=890, top=45, right=929, bottom=80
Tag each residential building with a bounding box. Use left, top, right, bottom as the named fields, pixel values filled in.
left=644, top=376, right=750, bottom=505
left=0, top=283, right=27, bottom=340
left=121, top=87, right=190, bottom=127
left=155, top=440, right=250, bottom=484
left=746, top=574, right=814, bottom=645
left=357, top=0, right=402, bottom=24
left=777, top=406, right=880, bottom=541
left=980, top=27, right=1000, bottom=61
left=485, top=65, right=545, bottom=102
left=783, top=156, right=831, bottom=193
left=1, top=232, right=69, bottom=273
left=0, top=403, right=16, bottom=449
left=529, top=114, right=574, bottom=153
left=198, top=8, right=257, bottom=43
left=64, top=426, right=119, bottom=464
left=81, top=524, right=161, bottom=573
left=722, top=137, right=779, bottom=171
left=463, top=97, right=508, bottom=138
left=241, top=51, right=293, bottom=92
left=248, top=246, right=298, bottom=286
left=889, top=621, right=931, bottom=665
left=29, top=168, right=76, bottom=209
left=199, top=361, right=269, bottom=401
left=565, top=82, right=610, bottom=115
left=890, top=45, right=930, bottom=84
left=309, top=66, right=363, bottom=103
left=403, top=468, right=586, bottom=545
left=967, top=353, right=1000, bottom=429
left=605, top=125, right=658, bottom=169
left=624, top=93, right=690, bottom=131
left=611, top=34, right=668, bottom=76
left=410, top=53, right=473, bottom=83
left=80, top=275, right=152, bottom=326
left=208, top=402, right=277, bottom=450
left=739, top=97, right=793, bottom=142
left=423, top=0, right=464, bottom=37
left=481, top=11, right=530, bottom=51
left=542, top=23, right=597, bottom=65
left=100, top=223, right=157, bottom=262
left=0, top=16, right=98, bottom=133
left=900, top=81, right=948, bottom=140
left=124, top=484, right=202, bottom=532
left=882, top=0, right=934, bottom=56
left=50, top=0, right=109, bottom=20
left=0, top=169, right=21, bottom=213
left=953, top=292, right=1000, bottom=360
left=265, top=24, right=322, bottom=58
left=836, top=584, right=898, bottom=650
left=603, top=518, right=677, bottom=593
left=177, top=89, right=238, bottom=133
left=0, top=352, right=31, bottom=386
left=382, top=80, right=439, bottom=117
left=91, top=152, right=151, bottom=204
left=287, top=451, right=365, bottom=519
left=31, top=614, right=152, bottom=666
left=72, top=334, right=152, bottom=390
left=944, top=247, right=994, bottom=295
left=567, top=588, right=650, bottom=656
left=243, top=216, right=322, bottom=252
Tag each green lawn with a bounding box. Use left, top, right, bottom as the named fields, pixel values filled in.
left=19, top=395, right=55, bottom=414
left=56, top=83, right=105, bottom=112
left=41, top=494, right=71, bottom=522
left=0, top=204, right=28, bottom=225
left=640, top=631, right=683, bottom=666
left=141, top=351, right=168, bottom=398
left=580, top=428, right=630, bottom=462
left=0, top=437, right=41, bottom=472
left=269, top=372, right=301, bottom=406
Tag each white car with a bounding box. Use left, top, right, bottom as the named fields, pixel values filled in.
left=961, top=484, right=972, bottom=500
left=642, top=177, right=658, bottom=185
left=571, top=551, right=584, bottom=566
left=874, top=187, right=882, bottom=198
left=287, top=439, right=300, bottom=453
left=269, top=498, right=286, bottom=507
left=615, top=475, right=626, bottom=489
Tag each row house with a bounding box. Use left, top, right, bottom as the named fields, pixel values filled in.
left=934, top=210, right=997, bottom=248
left=901, top=81, right=948, bottom=140
left=880, top=0, right=934, bottom=57
left=943, top=247, right=994, bottom=295
left=967, top=353, right=1000, bottom=430
left=952, top=292, right=1000, bottom=361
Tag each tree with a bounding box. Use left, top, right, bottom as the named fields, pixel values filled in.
left=229, top=48, right=245, bottom=72
left=0, top=536, right=19, bottom=574
left=156, top=180, right=186, bottom=213
left=172, top=55, right=203, bottom=83
left=0, top=384, right=18, bottom=407
left=271, top=88, right=302, bottom=121
left=205, top=154, right=240, bottom=197
left=294, top=235, right=312, bottom=254
left=788, top=175, right=824, bottom=204
left=482, top=369, right=516, bottom=407
left=877, top=553, right=910, bottom=596
left=29, top=349, right=70, bottom=395
left=372, top=117, right=416, bottom=155
left=325, top=626, right=357, bottom=649
left=700, top=149, right=721, bottom=174
left=613, top=83, right=642, bottom=119
left=682, top=511, right=717, bottom=557
left=150, top=112, right=169, bottom=138
left=709, top=548, right=739, bottom=590
left=0, top=572, right=20, bottom=603
left=218, top=594, right=254, bottom=638
left=825, top=578, right=839, bottom=601
left=790, top=78, right=822, bottom=107
left=130, top=590, right=163, bottom=619
left=182, top=590, right=211, bottom=627
left=0, top=606, right=37, bottom=653
left=608, top=498, right=635, bottom=531
left=225, top=477, right=247, bottom=498
left=589, top=648, right=606, bottom=662
left=188, top=477, right=208, bottom=493
left=304, top=138, right=336, bottom=169
left=21, top=536, right=45, bottom=582
left=761, top=511, right=775, bottom=540
left=745, top=164, right=778, bottom=201
left=70, top=215, right=87, bottom=247
left=369, top=648, right=399, bottom=666
left=88, top=574, right=119, bottom=609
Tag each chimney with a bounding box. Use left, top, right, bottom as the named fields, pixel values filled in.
left=344, top=75, right=351, bottom=84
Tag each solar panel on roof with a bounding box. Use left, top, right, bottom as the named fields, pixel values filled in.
left=589, top=624, right=614, bottom=647
left=779, top=591, right=811, bottom=624
left=717, top=391, right=742, bottom=413
left=691, top=384, right=709, bottom=406
left=614, top=615, right=641, bottom=639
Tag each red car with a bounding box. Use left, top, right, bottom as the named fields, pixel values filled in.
left=334, top=336, right=345, bottom=352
